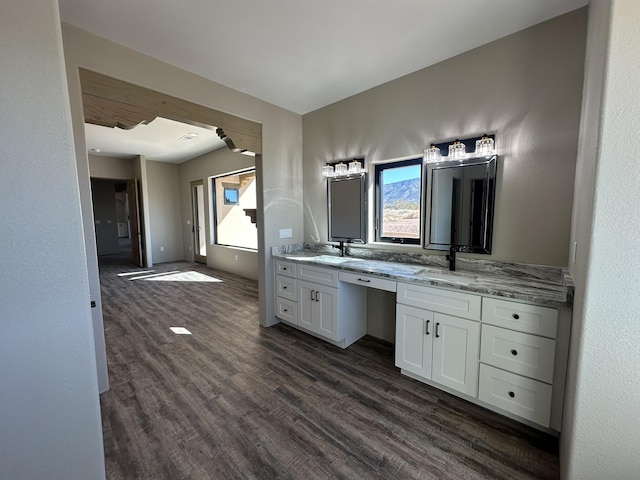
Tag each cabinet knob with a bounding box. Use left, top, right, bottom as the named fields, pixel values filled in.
left=508, top=391, right=515, bottom=398
left=283, top=286, right=287, bottom=290
left=283, top=308, right=288, bottom=313
left=512, top=313, right=520, bottom=320
left=511, top=349, right=518, bottom=356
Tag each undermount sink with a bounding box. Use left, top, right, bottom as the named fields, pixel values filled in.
left=419, top=268, right=477, bottom=283
left=291, top=255, right=362, bottom=265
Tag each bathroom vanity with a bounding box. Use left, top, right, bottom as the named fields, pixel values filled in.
left=273, top=247, right=572, bottom=433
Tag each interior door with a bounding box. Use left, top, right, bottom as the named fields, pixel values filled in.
left=191, top=180, right=207, bottom=263
left=127, top=178, right=144, bottom=267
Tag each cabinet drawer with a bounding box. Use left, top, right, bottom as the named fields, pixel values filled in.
left=275, top=259, right=297, bottom=278
left=339, top=271, right=396, bottom=292
left=480, top=325, right=556, bottom=383
left=296, top=264, right=339, bottom=287
left=482, top=297, right=558, bottom=338
left=478, top=364, right=552, bottom=427
left=397, top=282, right=481, bottom=320
left=276, top=275, right=297, bottom=301
left=276, top=297, right=297, bottom=324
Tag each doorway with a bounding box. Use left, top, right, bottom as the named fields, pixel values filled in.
left=191, top=179, right=207, bottom=264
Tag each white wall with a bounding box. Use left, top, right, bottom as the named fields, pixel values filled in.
left=146, top=160, right=183, bottom=263
left=303, top=9, right=587, bottom=267
left=562, top=1, right=640, bottom=478
left=61, top=23, right=303, bottom=326
left=0, top=0, right=105, bottom=478
left=180, top=147, right=259, bottom=280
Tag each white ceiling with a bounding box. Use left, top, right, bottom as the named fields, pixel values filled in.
left=62, top=0, right=588, bottom=162
left=84, top=118, right=226, bottom=164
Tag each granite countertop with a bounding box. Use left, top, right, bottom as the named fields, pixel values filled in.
left=273, top=244, right=573, bottom=308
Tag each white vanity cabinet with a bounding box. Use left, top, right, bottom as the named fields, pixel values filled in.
left=395, top=282, right=570, bottom=431
left=274, top=259, right=367, bottom=348
left=478, top=297, right=563, bottom=428
left=298, top=280, right=338, bottom=339
left=275, top=259, right=298, bottom=325
left=396, top=283, right=481, bottom=397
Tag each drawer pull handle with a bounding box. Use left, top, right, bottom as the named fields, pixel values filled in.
left=311, top=290, right=315, bottom=300
left=435, top=322, right=440, bottom=338
left=358, top=278, right=371, bottom=283
left=315, top=291, right=319, bottom=302
left=511, top=349, right=518, bottom=356
left=425, top=320, right=430, bottom=335
left=508, top=391, right=515, bottom=398
left=512, top=313, right=520, bottom=320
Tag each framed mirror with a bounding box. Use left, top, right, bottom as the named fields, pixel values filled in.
left=328, top=173, right=366, bottom=243
left=424, top=155, right=497, bottom=253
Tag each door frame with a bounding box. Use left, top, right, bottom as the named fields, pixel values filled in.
left=191, top=179, right=207, bottom=264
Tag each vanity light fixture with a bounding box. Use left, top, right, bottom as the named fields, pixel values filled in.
left=424, top=144, right=442, bottom=163
left=322, top=164, right=335, bottom=177
left=448, top=140, right=466, bottom=159
left=348, top=159, right=363, bottom=174
left=475, top=134, right=495, bottom=156
left=334, top=162, right=348, bottom=176
left=321, top=157, right=365, bottom=179
left=425, top=134, right=496, bottom=163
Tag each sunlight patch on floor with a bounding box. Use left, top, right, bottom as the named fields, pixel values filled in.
left=169, top=327, right=192, bottom=335
left=129, top=271, right=181, bottom=281
left=117, top=270, right=155, bottom=277
left=132, top=271, right=224, bottom=282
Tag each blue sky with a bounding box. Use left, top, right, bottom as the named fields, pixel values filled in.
left=383, top=164, right=421, bottom=184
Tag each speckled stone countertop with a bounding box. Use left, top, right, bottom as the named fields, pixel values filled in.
left=273, top=243, right=574, bottom=308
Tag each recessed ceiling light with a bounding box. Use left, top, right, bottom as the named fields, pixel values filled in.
left=89, top=148, right=101, bottom=153
left=179, top=133, right=199, bottom=141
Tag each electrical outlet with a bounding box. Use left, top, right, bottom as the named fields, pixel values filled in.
left=235, top=255, right=238, bottom=261
left=160, top=246, right=164, bottom=252
left=279, top=228, right=293, bottom=239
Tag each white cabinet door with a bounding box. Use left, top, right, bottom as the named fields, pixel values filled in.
left=298, top=282, right=315, bottom=331
left=395, top=304, right=433, bottom=379
left=431, top=313, right=480, bottom=397
left=316, top=284, right=338, bottom=340
left=297, top=280, right=338, bottom=340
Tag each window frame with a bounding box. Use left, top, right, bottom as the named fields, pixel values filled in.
left=211, top=167, right=257, bottom=250
left=374, top=157, right=424, bottom=245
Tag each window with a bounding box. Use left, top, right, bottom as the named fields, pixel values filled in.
left=375, top=158, right=422, bottom=244
left=212, top=169, right=257, bottom=249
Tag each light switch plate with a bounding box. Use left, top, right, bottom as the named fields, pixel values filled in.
left=279, top=228, right=292, bottom=239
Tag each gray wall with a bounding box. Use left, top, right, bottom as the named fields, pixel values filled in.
left=0, top=0, right=105, bottom=478
left=562, top=1, right=640, bottom=478
left=147, top=160, right=183, bottom=263
left=303, top=9, right=587, bottom=268
left=179, top=147, right=258, bottom=279
left=89, top=154, right=134, bottom=179
left=91, top=179, right=120, bottom=255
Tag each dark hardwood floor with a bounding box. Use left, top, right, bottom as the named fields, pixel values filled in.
left=98, top=258, right=559, bottom=479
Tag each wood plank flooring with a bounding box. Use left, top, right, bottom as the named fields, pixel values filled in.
left=98, top=258, right=559, bottom=479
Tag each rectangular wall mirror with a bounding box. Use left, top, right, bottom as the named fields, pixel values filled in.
left=328, top=174, right=366, bottom=243
left=425, top=155, right=497, bottom=253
